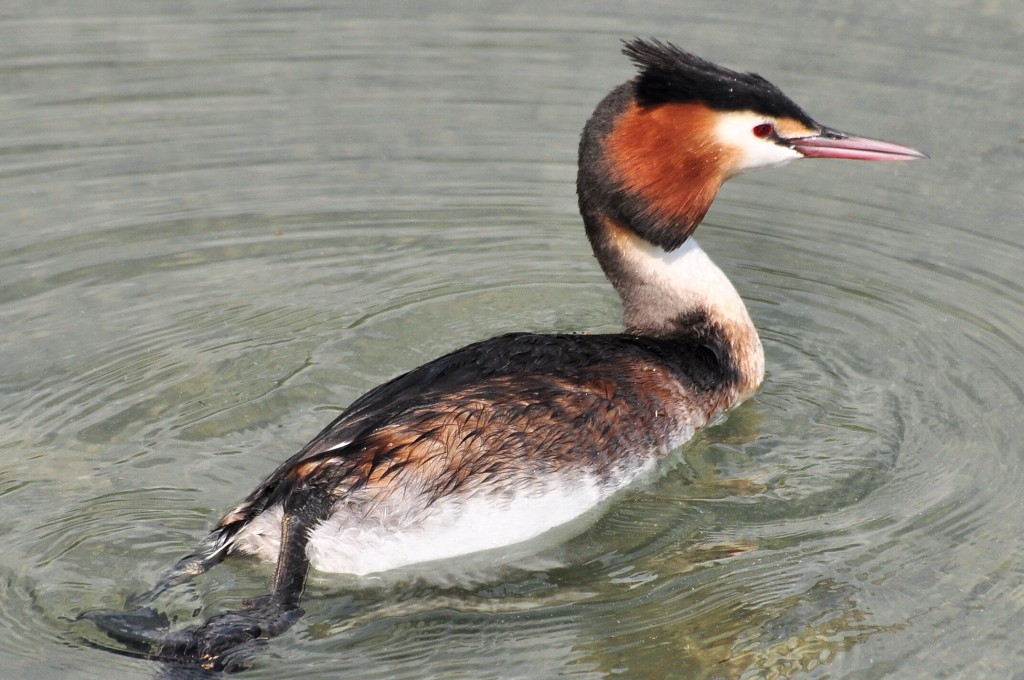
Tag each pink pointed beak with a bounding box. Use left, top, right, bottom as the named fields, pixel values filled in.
left=791, top=127, right=928, bottom=161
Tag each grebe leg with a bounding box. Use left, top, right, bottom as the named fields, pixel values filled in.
left=79, top=489, right=329, bottom=672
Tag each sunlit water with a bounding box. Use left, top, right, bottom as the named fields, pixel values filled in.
left=1, top=2, right=1022, bottom=678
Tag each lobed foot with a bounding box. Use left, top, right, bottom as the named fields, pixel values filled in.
left=78, top=597, right=303, bottom=672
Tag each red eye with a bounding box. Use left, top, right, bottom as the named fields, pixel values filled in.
left=752, top=123, right=774, bottom=139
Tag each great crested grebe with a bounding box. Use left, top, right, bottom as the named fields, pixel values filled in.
left=81, top=39, right=925, bottom=670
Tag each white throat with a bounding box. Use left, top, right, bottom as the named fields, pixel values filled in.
left=618, top=237, right=752, bottom=334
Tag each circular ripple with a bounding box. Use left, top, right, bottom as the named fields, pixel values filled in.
left=2, top=5, right=1023, bottom=680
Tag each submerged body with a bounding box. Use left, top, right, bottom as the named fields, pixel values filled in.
left=81, top=39, right=924, bottom=671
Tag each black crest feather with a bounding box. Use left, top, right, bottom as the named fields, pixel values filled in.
left=622, top=38, right=818, bottom=127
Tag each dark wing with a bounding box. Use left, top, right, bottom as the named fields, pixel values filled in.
left=301, top=332, right=544, bottom=457
left=212, top=332, right=621, bottom=532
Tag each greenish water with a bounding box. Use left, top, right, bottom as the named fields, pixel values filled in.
left=1, top=1, right=1022, bottom=678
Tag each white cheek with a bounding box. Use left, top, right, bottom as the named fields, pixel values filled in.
left=715, top=112, right=802, bottom=172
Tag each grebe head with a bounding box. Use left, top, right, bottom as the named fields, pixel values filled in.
left=578, top=38, right=926, bottom=253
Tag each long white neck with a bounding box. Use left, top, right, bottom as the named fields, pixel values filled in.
left=620, top=238, right=743, bottom=328
left=609, top=232, right=765, bottom=397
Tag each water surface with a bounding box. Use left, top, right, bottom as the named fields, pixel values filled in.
left=1, top=1, right=1022, bottom=678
